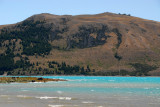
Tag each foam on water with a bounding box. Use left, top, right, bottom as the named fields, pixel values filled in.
left=108, top=80, right=115, bottom=82
left=59, top=97, right=72, bottom=100
left=144, top=87, right=149, bottom=89
left=82, top=101, right=94, bottom=104
left=36, top=96, right=72, bottom=100
left=17, top=95, right=33, bottom=99
left=57, top=91, right=63, bottom=94
left=0, top=95, right=8, bottom=97
left=33, top=82, right=43, bottom=83
left=48, top=105, right=64, bottom=107
left=21, top=90, right=29, bottom=92
left=36, top=96, right=58, bottom=99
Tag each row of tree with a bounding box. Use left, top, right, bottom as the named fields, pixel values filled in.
left=48, top=61, right=93, bottom=75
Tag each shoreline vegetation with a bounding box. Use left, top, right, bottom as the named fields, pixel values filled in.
left=1, top=62, right=158, bottom=76
left=0, top=77, right=66, bottom=83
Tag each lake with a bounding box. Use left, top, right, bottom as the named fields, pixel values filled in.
left=0, top=76, right=160, bottom=107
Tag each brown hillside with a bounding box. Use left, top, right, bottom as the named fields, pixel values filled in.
left=0, top=12, right=160, bottom=75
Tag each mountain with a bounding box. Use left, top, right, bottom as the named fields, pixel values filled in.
left=0, top=12, right=160, bottom=76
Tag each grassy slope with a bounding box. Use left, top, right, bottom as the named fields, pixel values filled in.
left=0, top=12, right=160, bottom=75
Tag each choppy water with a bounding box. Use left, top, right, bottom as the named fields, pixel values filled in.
left=0, top=76, right=160, bottom=107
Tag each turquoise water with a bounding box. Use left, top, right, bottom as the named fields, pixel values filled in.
left=0, top=76, right=160, bottom=107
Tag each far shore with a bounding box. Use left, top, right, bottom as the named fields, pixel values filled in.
left=0, top=77, right=67, bottom=83
left=1, top=75, right=160, bottom=77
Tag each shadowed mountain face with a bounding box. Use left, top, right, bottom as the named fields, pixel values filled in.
left=0, top=12, right=160, bottom=76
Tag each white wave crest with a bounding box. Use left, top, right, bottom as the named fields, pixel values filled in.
left=36, top=96, right=72, bottom=100
left=82, top=101, right=94, bottom=104
left=59, top=97, right=72, bottom=100
left=48, top=105, right=64, bottom=107
left=36, top=96, right=58, bottom=99
left=21, top=90, right=29, bottom=92
left=57, top=91, right=63, bottom=94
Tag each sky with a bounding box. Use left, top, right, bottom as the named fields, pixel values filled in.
left=0, top=0, right=160, bottom=25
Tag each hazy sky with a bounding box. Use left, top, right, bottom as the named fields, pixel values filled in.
left=0, top=0, right=160, bottom=25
